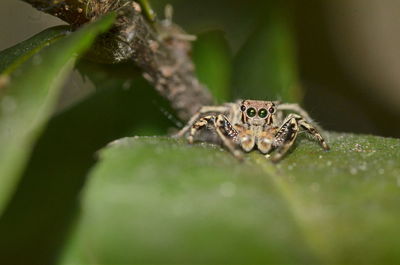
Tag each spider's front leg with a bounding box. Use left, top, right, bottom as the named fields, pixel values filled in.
left=271, top=113, right=329, bottom=162
left=188, top=115, right=214, bottom=144
left=174, top=105, right=229, bottom=138
left=270, top=115, right=300, bottom=162
left=277, top=103, right=314, bottom=123
left=188, top=114, right=243, bottom=160
left=298, top=116, right=330, bottom=151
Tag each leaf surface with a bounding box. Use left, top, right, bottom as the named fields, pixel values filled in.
left=0, top=25, right=70, bottom=74
left=61, top=133, right=400, bottom=264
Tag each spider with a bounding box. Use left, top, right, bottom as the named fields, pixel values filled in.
left=175, top=100, right=330, bottom=162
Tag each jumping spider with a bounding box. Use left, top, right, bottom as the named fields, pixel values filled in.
left=176, top=100, right=330, bottom=162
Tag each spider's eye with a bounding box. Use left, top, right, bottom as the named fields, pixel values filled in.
left=269, top=107, right=276, bottom=114
left=246, top=107, right=256, bottom=117
left=240, top=105, right=246, bottom=112
left=258, top=108, right=268, bottom=118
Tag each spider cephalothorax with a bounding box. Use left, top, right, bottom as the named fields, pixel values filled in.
left=176, top=100, right=330, bottom=162
left=240, top=100, right=276, bottom=126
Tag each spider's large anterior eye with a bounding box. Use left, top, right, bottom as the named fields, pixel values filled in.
left=246, top=107, right=256, bottom=117
left=240, top=105, right=246, bottom=112
left=258, top=108, right=268, bottom=118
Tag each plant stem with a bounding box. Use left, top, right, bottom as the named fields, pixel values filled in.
left=19, top=0, right=214, bottom=121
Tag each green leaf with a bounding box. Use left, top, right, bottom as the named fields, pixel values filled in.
left=0, top=68, right=175, bottom=265
left=192, top=30, right=232, bottom=103
left=0, top=25, right=70, bottom=75
left=60, top=133, right=400, bottom=264
left=0, top=14, right=116, bottom=216
left=232, top=3, right=301, bottom=102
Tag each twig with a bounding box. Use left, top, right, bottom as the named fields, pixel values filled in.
left=20, top=0, right=91, bottom=26
left=19, top=0, right=214, bottom=121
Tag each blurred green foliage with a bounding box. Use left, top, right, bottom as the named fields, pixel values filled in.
left=192, top=30, right=232, bottom=103
left=232, top=4, right=300, bottom=102
left=0, top=25, right=69, bottom=74
left=0, top=14, right=115, bottom=216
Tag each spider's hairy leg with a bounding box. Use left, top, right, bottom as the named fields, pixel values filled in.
left=187, top=114, right=242, bottom=159
left=277, top=103, right=316, bottom=125
left=215, top=115, right=243, bottom=160
left=297, top=116, right=330, bottom=150
left=174, top=105, right=229, bottom=138
left=270, top=116, right=300, bottom=162
left=188, top=115, right=215, bottom=144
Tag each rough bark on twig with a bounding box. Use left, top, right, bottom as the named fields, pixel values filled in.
left=20, top=0, right=214, bottom=121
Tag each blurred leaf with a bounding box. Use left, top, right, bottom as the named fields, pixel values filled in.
left=0, top=25, right=70, bottom=74
left=232, top=3, right=301, bottom=102
left=0, top=14, right=116, bottom=216
left=192, top=30, right=232, bottom=102
left=0, top=59, right=174, bottom=265
left=60, top=133, right=400, bottom=264
left=152, top=0, right=267, bottom=52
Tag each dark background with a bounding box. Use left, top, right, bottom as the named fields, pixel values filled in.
left=1, top=0, right=400, bottom=137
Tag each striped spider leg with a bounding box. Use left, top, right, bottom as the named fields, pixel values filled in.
left=271, top=113, right=330, bottom=162
left=186, top=114, right=243, bottom=159
left=174, top=105, right=231, bottom=138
